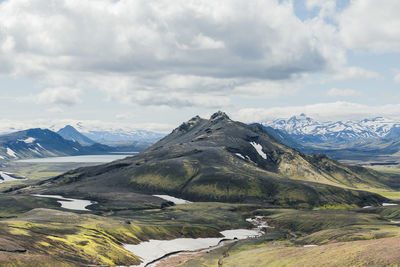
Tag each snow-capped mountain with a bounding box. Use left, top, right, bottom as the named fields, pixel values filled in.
left=82, top=130, right=164, bottom=145
left=0, top=128, right=112, bottom=161
left=0, top=119, right=169, bottom=144
left=263, top=114, right=400, bottom=144
left=54, top=122, right=166, bottom=145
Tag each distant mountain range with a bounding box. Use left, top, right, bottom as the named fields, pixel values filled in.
left=0, top=125, right=164, bottom=162
left=57, top=125, right=163, bottom=151
left=264, top=114, right=400, bottom=143
left=262, top=114, right=400, bottom=160
left=0, top=128, right=110, bottom=161
left=0, top=121, right=166, bottom=149
left=33, top=111, right=387, bottom=208
left=82, top=129, right=164, bottom=145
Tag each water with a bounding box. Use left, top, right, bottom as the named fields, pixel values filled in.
left=17, top=154, right=137, bottom=163
left=123, top=229, right=261, bottom=267
left=32, top=194, right=96, bottom=211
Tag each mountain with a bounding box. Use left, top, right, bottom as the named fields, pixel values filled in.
left=35, top=112, right=387, bottom=208
left=82, top=130, right=165, bottom=145
left=0, top=128, right=112, bottom=161
left=57, top=125, right=152, bottom=152
left=256, top=124, right=305, bottom=151
left=262, top=114, right=400, bottom=160
left=0, top=121, right=166, bottom=152
left=57, top=125, right=96, bottom=146
left=264, top=114, right=399, bottom=144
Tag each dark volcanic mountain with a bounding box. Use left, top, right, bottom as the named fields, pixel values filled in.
left=57, top=125, right=96, bottom=146
left=0, top=128, right=112, bottom=160
left=38, top=112, right=388, bottom=208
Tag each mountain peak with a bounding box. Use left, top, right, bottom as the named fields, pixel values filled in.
left=210, top=111, right=230, bottom=121
left=57, top=125, right=96, bottom=146
left=63, top=125, right=77, bottom=130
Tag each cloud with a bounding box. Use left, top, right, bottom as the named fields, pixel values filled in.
left=36, top=87, right=81, bottom=106
left=338, top=0, right=400, bottom=53
left=0, top=0, right=331, bottom=80
left=393, top=69, right=400, bottom=84
left=327, top=88, right=359, bottom=97
left=306, top=0, right=336, bottom=18
left=46, top=106, right=64, bottom=113
left=0, top=0, right=396, bottom=111
left=0, top=0, right=347, bottom=108
left=115, top=113, right=133, bottom=120
left=329, top=66, right=382, bottom=81
left=235, top=102, right=400, bottom=122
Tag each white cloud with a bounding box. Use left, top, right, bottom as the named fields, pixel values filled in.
left=233, top=77, right=303, bottom=97
left=327, top=88, right=359, bottom=97
left=235, top=102, right=400, bottom=122
left=338, top=0, right=400, bottom=53
left=0, top=0, right=347, bottom=108
left=46, top=106, right=64, bottom=113
left=115, top=113, right=133, bottom=120
left=329, top=66, right=382, bottom=81
left=393, top=69, right=400, bottom=84
left=306, top=0, right=336, bottom=18
left=36, top=87, right=81, bottom=106
left=191, top=34, right=225, bottom=50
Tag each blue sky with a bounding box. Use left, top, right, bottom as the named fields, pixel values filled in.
left=0, top=0, right=399, bottom=133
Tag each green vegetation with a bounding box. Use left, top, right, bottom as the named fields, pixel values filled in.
left=2, top=112, right=400, bottom=266
left=32, top=113, right=390, bottom=208
left=181, top=205, right=400, bottom=267
left=190, top=238, right=400, bottom=267
left=0, top=202, right=254, bottom=266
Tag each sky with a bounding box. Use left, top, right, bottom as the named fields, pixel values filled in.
left=0, top=0, right=400, bottom=133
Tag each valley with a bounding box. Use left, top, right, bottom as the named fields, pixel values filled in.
left=0, top=112, right=399, bottom=266
left=2, top=1, right=398, bottom=265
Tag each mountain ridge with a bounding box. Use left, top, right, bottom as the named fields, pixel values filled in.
left=264, top=114, right=400, bottom=143
left=30, top=111, right=388, bottom=208
left=0, top=128, right=112, bottom=161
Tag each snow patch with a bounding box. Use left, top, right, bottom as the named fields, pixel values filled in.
left=29, top=148, right=41, bottom=155
left=32, top=194, right=96, bottom=211
left=37, top=143, right=46, bottom=150
left=303, top=244, right=319, bottom=247
left=382, top=203, right=398, bottom=206
left=153, top=195, right=191, bottom=205
left=22, top=137, right=35, bottom=144
left=6, top=148, right=17, bottom=158
left=0, top=171, right=23, bottom=183
left=235, top=153, right=246, bottom=160
left=250, top=142, right=267, bottom=159
left=123, top=229, right=261, bottom=267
